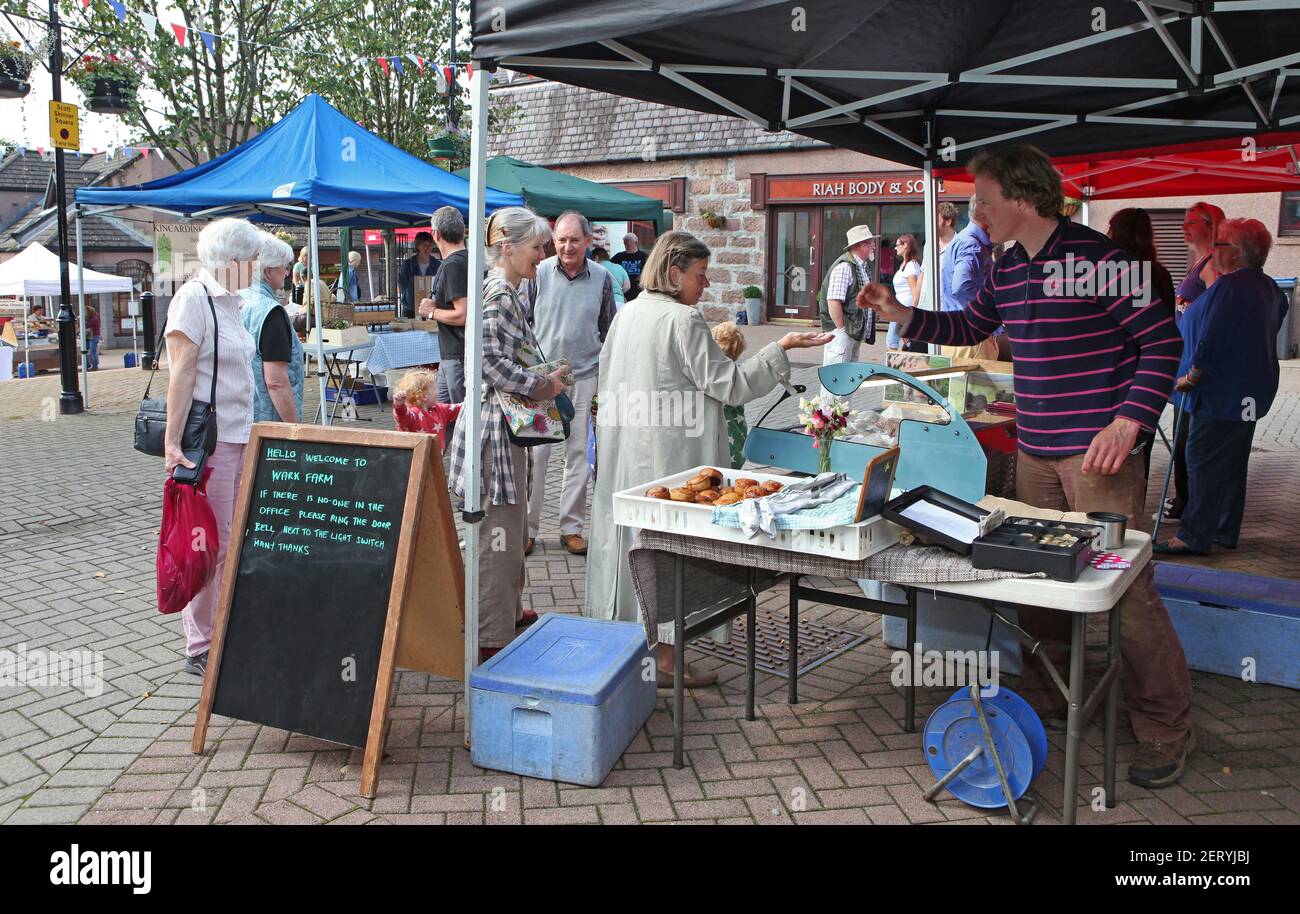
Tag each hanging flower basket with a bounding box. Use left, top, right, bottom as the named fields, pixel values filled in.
left=1059, top=196, right=1082, bottom=218
left=701, top=210, right=728, bottom=229
left=86, top=79, right=135, bottom=115
left=0, top=42, right=33, bottom=99
left=68, top=56, right=140, bottom=116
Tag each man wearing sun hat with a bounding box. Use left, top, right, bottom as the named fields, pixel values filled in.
left=817, top=224, right=876, bottom=370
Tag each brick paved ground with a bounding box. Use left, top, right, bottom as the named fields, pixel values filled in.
left=2, top=354, right=1298, bottom=825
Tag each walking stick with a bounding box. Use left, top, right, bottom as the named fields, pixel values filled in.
left=1152, top=399, right=1185, bottom=545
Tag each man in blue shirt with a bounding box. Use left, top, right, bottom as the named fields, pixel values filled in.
left=1158, top=218, right=1287, bottom=556
left=939, top=196, right=998, bottom=359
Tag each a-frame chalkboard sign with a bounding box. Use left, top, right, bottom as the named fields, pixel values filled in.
left=191, top=422, right=464, bottom=797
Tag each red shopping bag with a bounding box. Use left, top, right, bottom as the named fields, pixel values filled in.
left=156, top=468, right=220, bottom=615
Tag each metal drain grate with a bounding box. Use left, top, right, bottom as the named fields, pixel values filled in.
left=690, top=607, right=867, bottom=678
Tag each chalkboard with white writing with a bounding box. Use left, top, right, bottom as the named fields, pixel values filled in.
left=211, top=437, right=412, bottom=748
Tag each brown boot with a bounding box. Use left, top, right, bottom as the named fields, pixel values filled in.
left=524, top=537, right=535, bottom=556
left=561, top=534, right=587, bottom=555
left=1129, top=730, right=1196, bottom=788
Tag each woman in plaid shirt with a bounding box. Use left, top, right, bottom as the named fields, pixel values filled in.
left=447, top=208, right=569, bottom=661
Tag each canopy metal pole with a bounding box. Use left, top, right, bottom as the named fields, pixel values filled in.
left=922, top=159, right=941, bottom=354
left=309, top=205, right=329, bottom=425
left=75, top=206, right=89, bottom=407
left=1081, top=196, right=1091, bottom=228
left=462, top=66, right=491, bottom=736
left=364, top=239, right=374, bottom=302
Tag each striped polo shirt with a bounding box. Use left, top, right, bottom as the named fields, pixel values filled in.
left=907, top=218, right=1182, bottom=457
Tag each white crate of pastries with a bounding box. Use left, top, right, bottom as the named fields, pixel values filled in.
left=613, top=466, right=899, bottom=561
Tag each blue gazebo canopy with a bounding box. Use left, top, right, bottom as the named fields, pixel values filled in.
left=76, top=94, right=522, bottom=226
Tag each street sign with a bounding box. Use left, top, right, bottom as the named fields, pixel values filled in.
left=49, top=102, right=79, bottom=151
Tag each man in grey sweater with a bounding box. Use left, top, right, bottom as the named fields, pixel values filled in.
left=525, top=211, right=617, bottom=556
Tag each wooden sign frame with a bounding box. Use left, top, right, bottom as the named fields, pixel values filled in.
left=191, top=422, right=465, bottom=797
left=855, top=445, right=901, bottom=523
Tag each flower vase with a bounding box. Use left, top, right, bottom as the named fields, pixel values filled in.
left=818, top=437, right=833, bottom=474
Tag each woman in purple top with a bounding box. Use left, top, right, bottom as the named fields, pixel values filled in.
left=1164, top=201, right=1226, bottom=519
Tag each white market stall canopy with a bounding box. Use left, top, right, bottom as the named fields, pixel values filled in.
left=0, top=243, right=134, bottom=297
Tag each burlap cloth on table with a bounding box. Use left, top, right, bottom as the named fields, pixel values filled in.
left=627, top=497, right=1062, bottom=648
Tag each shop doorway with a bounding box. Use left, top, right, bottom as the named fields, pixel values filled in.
left=771, top=207, right=818, bottom=321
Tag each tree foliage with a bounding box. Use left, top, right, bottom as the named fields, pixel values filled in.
left=52, top=0, right=339, bottom=169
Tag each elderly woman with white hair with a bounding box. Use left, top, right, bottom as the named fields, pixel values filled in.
left=446, top=206, right=569, bottom=662
left=240, top=232, right=303, bottom=423
left=1157, top=218, right=1289, bottom=557
left=163, top=217, right=260, bottom=677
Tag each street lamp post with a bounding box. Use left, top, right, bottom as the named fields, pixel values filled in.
left=48, top=0, right=83, bottom=414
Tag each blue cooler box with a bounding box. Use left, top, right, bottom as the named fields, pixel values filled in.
left=470, top=615, right=657, bottom=786
left=1155, top=563, right=1300, bottom=689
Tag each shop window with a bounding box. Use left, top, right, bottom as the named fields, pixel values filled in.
left=1280, top=192, right=1300, bottom=238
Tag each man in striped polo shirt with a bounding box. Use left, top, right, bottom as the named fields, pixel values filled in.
left=861, top=144, right=1195, bottom=790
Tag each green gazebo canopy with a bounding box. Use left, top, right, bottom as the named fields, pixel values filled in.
left=455, top=156, right=668, bottom=234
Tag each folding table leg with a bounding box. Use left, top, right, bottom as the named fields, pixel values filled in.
left=745, top=569, right=756, bottom=723
left=904, top=588, right=918, bottom=733
left=673, top=553, right=685, bottom=771
left=1104, top=602, right=1120, bottom=809
left=787, top=577, right=799, bottom=705
left=1062, top=612, right=1086, bottom=825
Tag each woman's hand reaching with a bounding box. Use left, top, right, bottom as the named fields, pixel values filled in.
left=779, top=331, right=834, bottom=350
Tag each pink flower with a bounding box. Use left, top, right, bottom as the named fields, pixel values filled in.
left=532, top=414, right=547, bottom=431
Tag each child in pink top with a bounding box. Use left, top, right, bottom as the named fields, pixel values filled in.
left=392, top=368, right=462, bottom=452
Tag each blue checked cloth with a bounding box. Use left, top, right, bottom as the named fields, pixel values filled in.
left=711, top=483, right=861, bottom=536
left=364, top=331, right=442, bottom=374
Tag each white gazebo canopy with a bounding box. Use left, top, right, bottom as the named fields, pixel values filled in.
left=0, top=242, right=134, bottom=297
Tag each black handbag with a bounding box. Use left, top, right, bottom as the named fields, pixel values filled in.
left=134, top=288, right=220, bottom=458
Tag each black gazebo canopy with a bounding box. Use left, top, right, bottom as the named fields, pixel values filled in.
left=471, top=0, right=1300, bottom=168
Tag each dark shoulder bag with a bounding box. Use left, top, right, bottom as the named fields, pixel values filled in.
left=134, top=289, right=220, bottom=457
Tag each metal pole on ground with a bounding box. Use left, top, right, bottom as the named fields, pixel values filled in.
left=309, top=206, right=329, bottom=424
left=462, top=65, right=490, bottom=735
left=922, top=158, right=940, bottom=355
left=49, top=0, right=81, bottom=414
left=76, top=206, right=88, bottom=407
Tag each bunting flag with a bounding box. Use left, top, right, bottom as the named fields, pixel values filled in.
left=140, top=147, right=150, bottom=158
left=170, top=22, right=187, bottom=45
left=390, top=57, right=405, bottom=75
left=376, top=57, right=390, bottom=76
left=108, top=0, right=126, bottom=22
left=414, top=55, right=425, bottom=74
left=199, top=31, right=217, bottom=54
left=139, top=11, right=157, bottom=33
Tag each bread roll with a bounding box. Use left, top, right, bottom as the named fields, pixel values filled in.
left=645, top=486, right=670, bottom=500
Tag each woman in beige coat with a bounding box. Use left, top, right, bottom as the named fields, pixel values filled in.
left=585, top=231, right=829, bottom=686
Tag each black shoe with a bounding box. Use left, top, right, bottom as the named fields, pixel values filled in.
left=1214, top=540, right=1238, bottom=550
left=184, top=650, right=209, bottom=677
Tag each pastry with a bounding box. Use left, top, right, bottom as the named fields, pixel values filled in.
left=645, top=486, right=670, bottom=500
left=695, top=490, right=719, bottom=504
left=703, top=467, right=724, bottom=483
left=760, top=481, right=783, bottom=494
left=669, top=487, right=693, bottom=502
left=714, top=493, right=742, bottom=506
left=717, top=486, right=735, bottom=497
left=743, top=488, right=765, bottom=499
left=735, top=477, right=759, bottom=490
left=686, top=475, right=713, bottom=493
